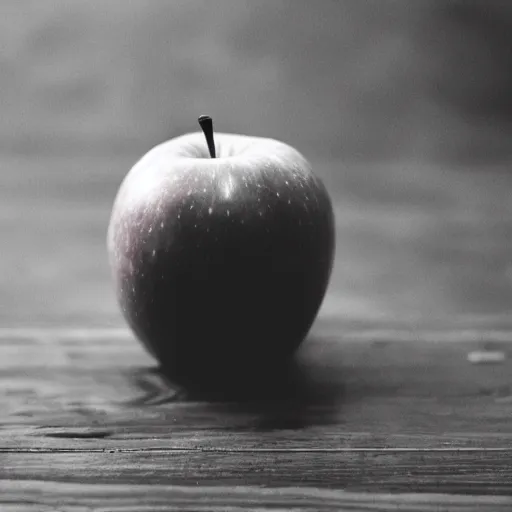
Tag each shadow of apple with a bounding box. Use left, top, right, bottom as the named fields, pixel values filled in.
left=126, top=334, right=344, bottom=429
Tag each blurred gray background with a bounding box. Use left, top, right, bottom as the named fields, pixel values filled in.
left=2, top=0, right=512, bottom=331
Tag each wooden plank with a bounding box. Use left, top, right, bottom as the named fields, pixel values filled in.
left=1, top=330, right=511, bottom=440
left=2, top=448, right=512, bottom=494
left=1, top=328, right=511, bottom=503
left=1, top=481, right=512, bottom=512
left=1, top=330, right=511, bottom=443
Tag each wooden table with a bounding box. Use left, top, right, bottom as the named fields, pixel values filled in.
left=1, top=324, right=511, bottom=510
left=2, top=155, right=512, bottom=509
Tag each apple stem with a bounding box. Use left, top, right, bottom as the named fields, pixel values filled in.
left=198, top=115, right=216, bottom=158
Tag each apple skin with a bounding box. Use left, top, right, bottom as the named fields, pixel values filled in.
left=107, top=132, right=335, bottom=389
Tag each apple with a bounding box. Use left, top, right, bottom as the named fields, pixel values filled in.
left=107, top=116, right=335, bottom=390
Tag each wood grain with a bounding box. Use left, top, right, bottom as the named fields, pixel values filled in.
left=1, top=327, right=512, bottom=509
left=1, top=481, right=512, bottom=512
left=3, top=448, right=512, bottom=493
